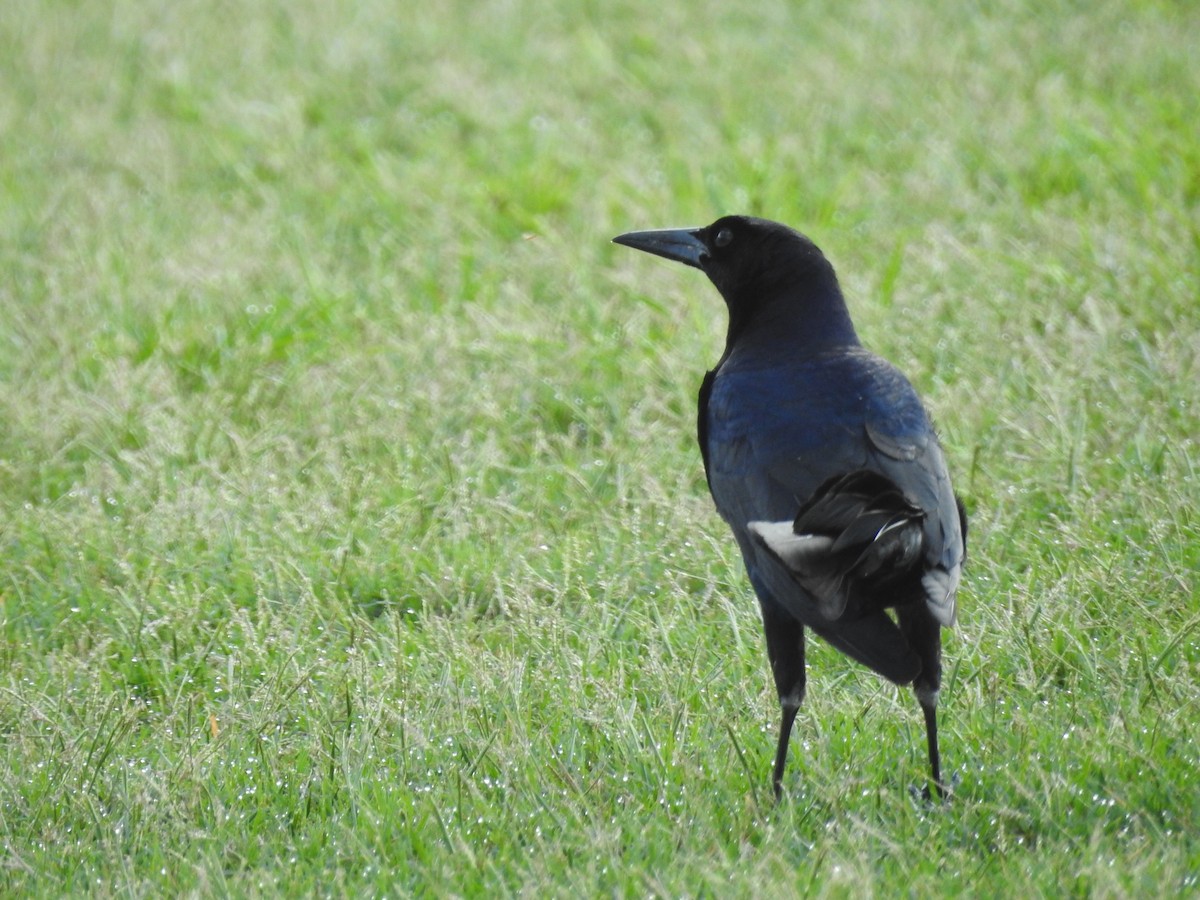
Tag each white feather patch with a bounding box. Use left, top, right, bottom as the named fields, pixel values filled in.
left=747, top=520, right=833, bottom=571
left=922, top=565, right=961, bottom=627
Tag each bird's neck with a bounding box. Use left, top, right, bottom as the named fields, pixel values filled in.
left=723, top=287, right=860, bottom=363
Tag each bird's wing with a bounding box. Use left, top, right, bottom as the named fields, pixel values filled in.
left=749, top=470, right=927, bottom=617
left=705, top=351, right=961, bottom=635
left=862, top=382, right=963, bottom=626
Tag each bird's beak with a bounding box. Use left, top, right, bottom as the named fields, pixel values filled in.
left=612, top=227, right=707, bottom=269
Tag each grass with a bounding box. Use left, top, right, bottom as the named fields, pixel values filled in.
left=1, top=0, right=1198, bottom=894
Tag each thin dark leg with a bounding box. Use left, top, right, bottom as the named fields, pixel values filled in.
left=919, top=693, right=944, bottom=800
left=758, top=598, right=806, bottom=801
left=773, top=700, right=800, bottom=801
left=897, top=603, right=945, bottom=800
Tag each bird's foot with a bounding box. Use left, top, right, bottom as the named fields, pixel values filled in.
left=909, top=770, right=960, bottom=806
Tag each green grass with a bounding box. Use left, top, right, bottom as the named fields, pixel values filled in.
left=2, top=0, right=1198, bottom=894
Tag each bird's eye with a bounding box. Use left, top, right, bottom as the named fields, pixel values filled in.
left=714, top=228, right=734, bottom=248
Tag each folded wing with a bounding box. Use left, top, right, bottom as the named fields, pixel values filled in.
left=748, top=470, right=928, bottom=622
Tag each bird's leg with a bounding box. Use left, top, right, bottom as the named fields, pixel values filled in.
left=773, top=697, right=801, bottom=801
left=917, top=686, right=944, bottom=800
left=759, top=601, right=806, bottom=801
left=897, top=604, right=945, bottom=801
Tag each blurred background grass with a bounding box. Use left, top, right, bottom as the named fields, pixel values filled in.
left=1, top=0, right=1198, bottom=895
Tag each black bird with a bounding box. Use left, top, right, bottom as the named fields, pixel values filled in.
left=613, top=216, right=966, bottom=799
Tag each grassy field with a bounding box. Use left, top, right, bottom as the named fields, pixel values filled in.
left=2, top=0, right=1198, bottom=895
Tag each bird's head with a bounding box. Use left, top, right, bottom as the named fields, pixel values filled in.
left=613, top=215, right=839, bottom=308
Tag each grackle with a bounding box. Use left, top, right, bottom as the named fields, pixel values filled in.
left=613, top=216, right=966, bottom=800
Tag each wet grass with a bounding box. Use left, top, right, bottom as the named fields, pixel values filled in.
left=1, top=0, right=1198, bottom=894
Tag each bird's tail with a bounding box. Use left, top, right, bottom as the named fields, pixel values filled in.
left=813, top=613, right=922, bottom=685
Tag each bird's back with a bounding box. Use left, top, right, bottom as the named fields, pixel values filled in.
left=701, top=344, right=962, bottom=681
